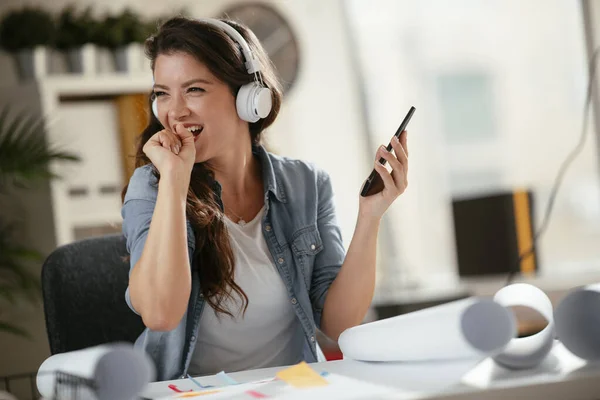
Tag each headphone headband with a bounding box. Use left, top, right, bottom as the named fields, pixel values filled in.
left=197, top=18, right=262, bottom=75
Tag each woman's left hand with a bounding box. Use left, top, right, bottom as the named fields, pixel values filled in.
left=359, top=130, right=409, bottom=218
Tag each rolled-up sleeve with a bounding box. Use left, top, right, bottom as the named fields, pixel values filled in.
left=121, top=165, right=195, bottom=315
left=122, top=199, right=155, bottom=315
left=310, top=170, right=345, bottom=328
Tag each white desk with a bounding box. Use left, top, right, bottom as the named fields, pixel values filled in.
left=141, top=342, right=600, bottom=399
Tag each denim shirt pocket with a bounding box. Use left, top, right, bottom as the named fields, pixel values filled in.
left=291, top=225, right=323, bottom=289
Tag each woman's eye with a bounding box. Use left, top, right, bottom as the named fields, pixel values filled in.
left=188, top=87, right=205, bottom=93
left=153, top=91, right=166, bottom=97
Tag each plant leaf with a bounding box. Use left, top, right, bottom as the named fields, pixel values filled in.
left=0, top=7, right=56, bottom=51
left=0, top=320, right=31, bottom=339
left=3, top=245, right=43, bottom=262
left=0, top=105, right=80, bottom=190
left=0, top=285, right=17, bottom=304
left=0, top=226, right=42, bottom=301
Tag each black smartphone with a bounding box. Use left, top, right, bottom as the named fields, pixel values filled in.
left=360, top=106, right=416, bottom=197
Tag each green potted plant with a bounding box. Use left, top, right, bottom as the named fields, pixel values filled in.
left=0, top=105, right=79, bottom=339
left=55, top=5, right=99, bottom=75
left=0, top=7, right=56, bottom=81
left=93, top=8, right=146, bottom=73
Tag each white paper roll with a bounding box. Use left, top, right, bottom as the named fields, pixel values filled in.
left=338, top=298, right=515, bottom=362
left=36, top=343, right=154, bottom=400
left=554, top=283, right=600, bottom=360
left=492, top=283, right=555, bottom=369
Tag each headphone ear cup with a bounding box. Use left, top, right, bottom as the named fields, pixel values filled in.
left=152, top=98, right=159, bottom=120
left=236, top=82, right=272, bottom=123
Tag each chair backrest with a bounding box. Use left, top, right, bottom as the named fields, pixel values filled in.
left=42, top=234, right=145, bottom=354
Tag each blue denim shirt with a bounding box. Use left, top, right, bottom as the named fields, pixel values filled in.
left=121, top=145, right=345, bottom=381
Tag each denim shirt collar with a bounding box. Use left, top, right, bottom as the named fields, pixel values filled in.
left=253, top=144, right=287, bottom=203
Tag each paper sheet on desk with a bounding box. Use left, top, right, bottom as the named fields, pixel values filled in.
left=154, top=381, right=275, bottom=399
left=339, top=297, right=516, bottom=362
left=270, top=373, right=413, bottom=400
left=155, top=373, right=412, bottom=400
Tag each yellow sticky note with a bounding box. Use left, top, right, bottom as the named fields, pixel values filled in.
left=276, top=361, right=329, bottom=388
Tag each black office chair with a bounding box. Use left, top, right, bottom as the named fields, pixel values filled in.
left=41, top=234, right=145, bottom=354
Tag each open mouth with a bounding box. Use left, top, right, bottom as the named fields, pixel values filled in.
left=187, top=125, right=203, bottom=141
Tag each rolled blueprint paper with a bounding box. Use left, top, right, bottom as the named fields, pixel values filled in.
left=554, top=283, right=600, bottom=360
left=338, top=297, right=515, bottom=362
left=37, top=342, right=154, bottom=400
left=492, top=283, right=554, bottom=369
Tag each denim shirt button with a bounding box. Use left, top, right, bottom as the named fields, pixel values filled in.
left=278, top=257, right=284, bottom=264
left=291, top=297, right=297, bottom=305
left=265, top=224, right=272, bottom=231
left=310, top=336, right=315, bottom=342
left=310, top=244, right=316, bottom=250
left=191, top=336, right=196, bottom=342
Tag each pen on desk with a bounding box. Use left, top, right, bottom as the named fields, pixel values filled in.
left=168, top=384, right=192, bottom=393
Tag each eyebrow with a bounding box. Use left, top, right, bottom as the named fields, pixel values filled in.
left=153, top=78, right=213, bottom=90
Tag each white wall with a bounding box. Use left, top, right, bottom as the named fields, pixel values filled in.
left=347, top=0, right=600, bottom=289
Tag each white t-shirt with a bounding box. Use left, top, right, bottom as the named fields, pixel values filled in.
left=188, top=205, right=304, bottom=376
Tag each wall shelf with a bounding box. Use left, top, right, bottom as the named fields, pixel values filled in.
left=1, top=72, right=151, bottom=247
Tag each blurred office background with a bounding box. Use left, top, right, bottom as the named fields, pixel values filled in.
left=1, top=0, right=600, bottom=398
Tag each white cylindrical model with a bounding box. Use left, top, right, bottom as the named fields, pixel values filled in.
left=554, top=283, right=600, bottom=361
left=492, top=283, right=555, bottom=369
left=338, top=297, right=516, bottom=362
left=37, top=343, right=154, bottom=400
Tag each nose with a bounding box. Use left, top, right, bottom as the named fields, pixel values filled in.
left=168, top=96, right=191, bottom=120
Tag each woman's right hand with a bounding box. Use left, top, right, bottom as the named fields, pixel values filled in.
left=143, top=124, right=196, bottom=177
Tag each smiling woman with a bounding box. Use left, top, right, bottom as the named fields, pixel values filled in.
left=122, top=15, right=283, bottom=340
left=119, top=16, right=410, bottom=382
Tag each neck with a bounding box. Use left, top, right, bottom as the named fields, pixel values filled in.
left=208, top=132, right=261, bottom=200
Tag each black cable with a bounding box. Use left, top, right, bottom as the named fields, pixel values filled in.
left=505, top=46, right=600, bottom=286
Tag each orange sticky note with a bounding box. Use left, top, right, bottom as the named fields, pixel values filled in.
left=275, top=362, right=329, bottom=388
left=177, top=390, right=221, bottom=398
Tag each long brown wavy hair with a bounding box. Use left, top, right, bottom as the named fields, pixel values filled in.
left=122, top=16, right=283, bottom=317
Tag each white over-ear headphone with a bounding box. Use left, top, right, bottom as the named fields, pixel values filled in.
left=151, top=18, right=273, bottom=123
